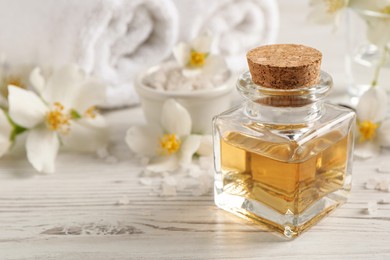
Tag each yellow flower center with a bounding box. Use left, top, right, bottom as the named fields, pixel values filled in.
left=1, top=77, right=25, bottom=98
left=358, top=120, right=379, bottom=142
left=189, top=50, right=208, bottom=68
left=381, top=6, right=390, bottom=15
left=46, top=102, right=70, bottom=134
left=6, top=77, right=24, bottom=88
left=326, top=0, right=345, bottom=13
left=84, top=106, right=97, bottom=119
left=160, top=134, right=181, bottom=155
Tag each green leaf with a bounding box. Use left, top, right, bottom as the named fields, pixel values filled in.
left=70, top=109, right=81, bottom=119
left=3, top=109, right=28, bottom=142
left=10, top=124, right=27, bottom=142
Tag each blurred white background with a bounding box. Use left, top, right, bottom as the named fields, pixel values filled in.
left=278, top=0, right=346, bottom=97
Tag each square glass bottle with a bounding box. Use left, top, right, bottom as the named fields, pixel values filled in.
left=213, top=44, right=356, bottom=239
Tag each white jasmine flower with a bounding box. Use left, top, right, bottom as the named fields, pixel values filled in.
left=8, top=65, right=108, bottom=173
left=354, top=87, right=390, bottom=158
left=0, top=54, right=6, bottom=107
left=0, top=109, right=12, bottom=157
left=126, top=99, right=211, bottom=173
left=173, top=33, right=228, bottom=76
left=308, top=0, right=349, bottom=26
left=350, top=0, right=390, bottom=46
left=349, top=0, right=390, bottom=11
left=366, top=20, right=390, bottom=47
left=0, top=55, right=28, bottom=108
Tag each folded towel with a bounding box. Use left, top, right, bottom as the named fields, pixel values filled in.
left=0, top=0, right=178, bottom=108
left=172, top=0, right=279, bottom=71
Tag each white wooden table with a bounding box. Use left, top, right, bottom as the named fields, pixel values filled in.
left=1, top=1, right=390, bottom=259
left=1, top=108, right=390, bottom=259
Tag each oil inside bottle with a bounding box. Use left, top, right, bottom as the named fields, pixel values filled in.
left=220, top=130, right=351, bottom=216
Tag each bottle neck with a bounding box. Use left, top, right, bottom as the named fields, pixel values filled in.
left=237, top=70, right=332, bottom=125
left=244, top=99, right=324, bottom=125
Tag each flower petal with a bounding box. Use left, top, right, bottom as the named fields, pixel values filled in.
left=349, top=0, right=387, bottom=12
left=191, top=33, right=213, bottom=53
left=378, top=119, right=390, bottom=147
left=197, top=135, right=213, bottom=156
left=43, top=64, right=85, bottom=108
left=29, top=67, right=46, bottom=95
left=161, top=99, right=192, bottom=136
left=365, top=18, right=390, bottom=47
left=0, top=109, right=12, bottom=157
left=8, top=86, right=47, bottom=128
left=71, top=79, right=106, bottom=113
left=125, top=125, right=162, bottom=157
left=357, top=87, right=388, bottom=122
left=62, top=114, right=109, bottom=152
left=0, top=140, right=11, bottom=158
left=203, top=55, right=228, bottom=76
left=0, top=54, right=5, bottom=81
left=354, top=141, right=381, bottom=159
left=146, top=155, right=180, bottom=172
left=26, top=127, right=60, bottom=174
left=0, top=95, right=7, bottom=108
left=179, top=135, right=201, bottom=165
left=173, top=42, right=191, bottom=67
left=307, top=5, right=337, bottom=25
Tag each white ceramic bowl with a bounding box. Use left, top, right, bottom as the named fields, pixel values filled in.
left=135, top=65, right=234, bottom=134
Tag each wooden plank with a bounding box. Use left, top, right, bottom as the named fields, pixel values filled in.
left=1, top=0, right=390, bottom=259
left=0, top=107, right=389, bottom=259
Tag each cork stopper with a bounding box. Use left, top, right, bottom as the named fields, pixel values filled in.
left=246, top=44, right=322, bottom=89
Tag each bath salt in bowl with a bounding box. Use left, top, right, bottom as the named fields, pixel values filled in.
left=135, top=62, right=234, bottom=134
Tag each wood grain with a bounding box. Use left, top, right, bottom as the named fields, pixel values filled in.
left=0, top=107, right=389, bottom=260
left=1, top=1, right=390, bottom=259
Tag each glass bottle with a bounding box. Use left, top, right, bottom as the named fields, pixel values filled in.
left=213, top=44, right=356, bottom=239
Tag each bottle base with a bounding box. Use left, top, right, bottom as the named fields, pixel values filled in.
left=214, top=185, right=347, bottom=239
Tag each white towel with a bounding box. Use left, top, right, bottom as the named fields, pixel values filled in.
left=172, top=0, right=279, bottom=71
left=0, top=0, right=178, bottom=108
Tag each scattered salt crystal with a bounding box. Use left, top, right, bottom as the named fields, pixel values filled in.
left=139, top=157, right=150, bottom=166
left=193, top=78, right=214, bottom=90
left=377, top=179, right=390, bottom=192
left=364, top=201, right=378, bottom=215
left=139, top=177, right=153, bottom=186
left=105, top=156, right=118, bottom=164
left=176, top=180, right=187, bottom=191
left=144, top=62, right=229, bottom=92
left=191, top=188, right=204, bottom=196
left=142, top=170, right=153, bottom=177
left=377, top=163, right=390, bottom=173
left=96, top=148, right=118, bottom=164
left=163, top=176, right=178, bottom=186
left=96, top=148, right=109, bottom=159
left=191, top=182, right=210, bottom=196
left=198, top=173, right=213, bottom=190
left=115, top=196, right=129, bottom=205
left=364, top=178, right=378, bottom=190
left=161, top=172, right=171, bottom=178
left=198, top=156, right=213, bottom=169
left=378, top=199, right=390, bottom=204
left=160, top=184, right=177, bottom=197
left=139, top=157, right=214, bottom=197
left=143, top=69, right=167, bottom=91
left=188, top=168, right=202, bottom=178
